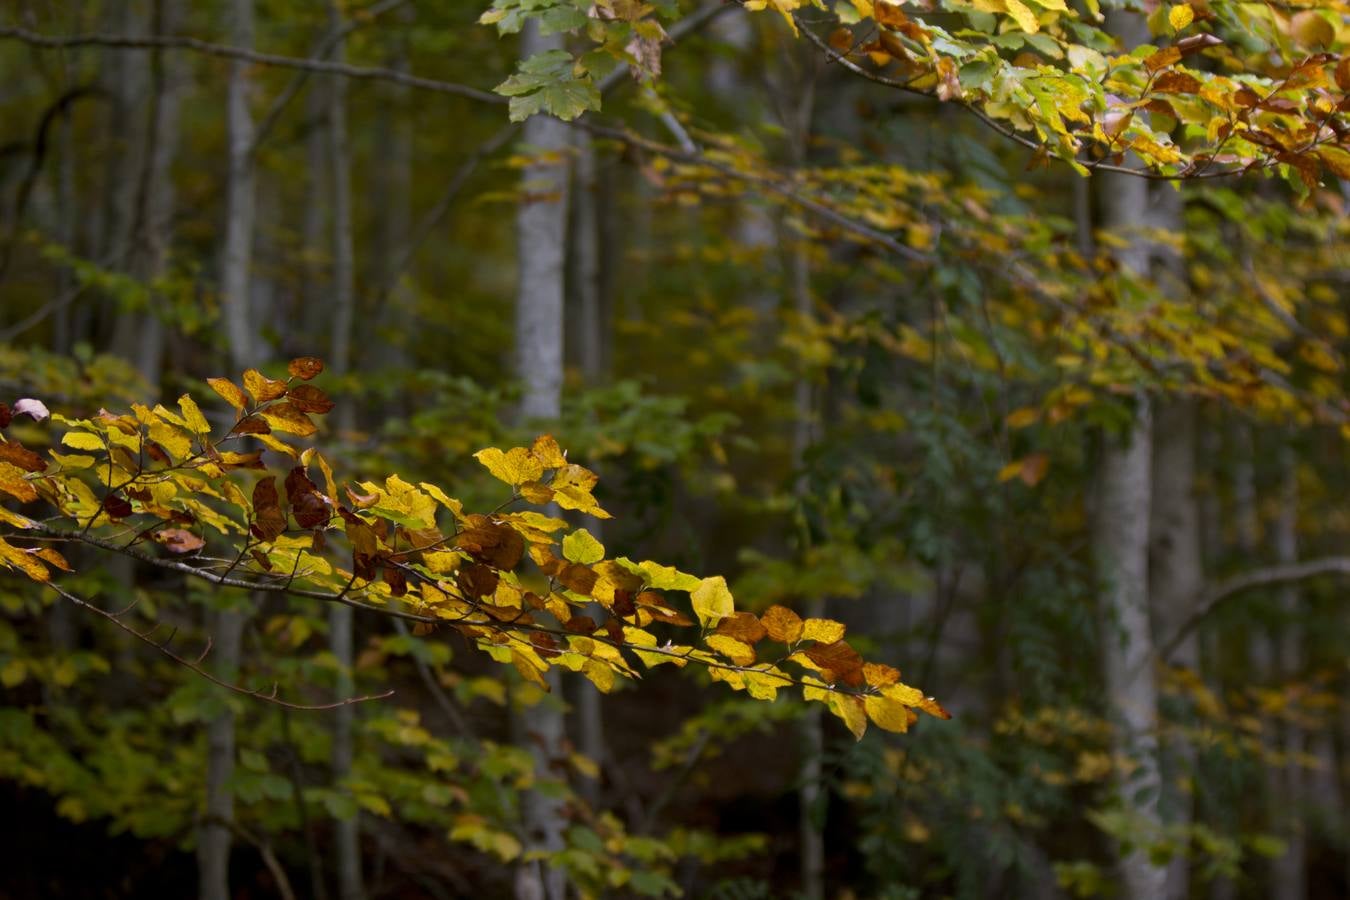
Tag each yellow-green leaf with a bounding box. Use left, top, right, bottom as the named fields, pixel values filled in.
left=61, top=432, right=105, bottom=452
left=1004, top=0, right=1040, bottom=33
left=562, top=527, right=605, bottom=565
left=690, top=575, right=734, bottom=628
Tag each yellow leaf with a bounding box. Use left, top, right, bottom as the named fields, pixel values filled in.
left=0, top=537, right=49, bottom=582
left=1167, top=3, right=1193, bottom=31
left=863, top=662, right=901, bottom=687
left=0, top=462, right=38, bottom=503
left=865, top=695, right=912, bottom=732
left=706, top=634, right=756, bottom=666
left=882, top=682, right=926, bottom=706
left=207, top=377, right=248, bottom=411
left=474, top=446, right=545, bottom=487
left=582, top=658, right=616, bottom=693
left=690, top=575, right=734, bottom=628
left=1004, top=0, right=1040, bottom=33
left=828, top=693, right=868, bottom=740
left=242, top=368, right=288, bottom=403
left=178, top=394, right=211, bottom=435
left=61, top=432, right=105, bottom=452
left=802, top=617, right=846, bottom=643
left=530, top=434, right=566, bottom=468
left=562, top=527, right=605, bottom=565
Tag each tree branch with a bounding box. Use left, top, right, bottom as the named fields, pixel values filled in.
left=45, top=580, right=395, bottom=711
left=1159, top=556, right=1350, bottom=661
left=0, top=24, right=504, bottom=105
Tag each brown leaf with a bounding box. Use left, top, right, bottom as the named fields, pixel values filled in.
left=804, top=640, right=866, bottom=687
left=605, top=616, right=625, bottom=645
left=0, top=441, right=46, bottom=473
left=285, top=467, right=330, bottom=529
left=557, top=562, right=598, bottom=595
left=382, top=565, right=408, bottom=597
left=612, top=589, right=637, bottom=618
left=1143, top=46, right=1182, bottom=72
left=102, top=493, right=133, bottom=520
left=251, top=549, right=274, bottom=572
left=716, top=611, right=768, bottom=644
left=0, top=402, right=10, bottom=428
left=250, top=476, right=287, bottom=541
left=565, top=615, right=598, bottom=634
left=155, top=528, right=206, bottom=554
left=287, top=357, right=325, bottom=380
left=455, top=514, right=525, bottom=570
left=1152, top=70, right=1201, bottom=94
left=231, top=415, right=271, bottom=435
left=287, top=384, right=335, bottom=414
left=458, top=562, right=499, bottom=598
left=828, top=27, right=853, bottom=54
left=0, top=462, right=37, bottom=503
left=875, top=0, right=908, bottom=29
left=760, top=604, right=805, bottom=643
left=531, top=632, right=561, bottom=659
left=243, top=369, right=289, bottom=403
left=1337, top=56, right=1350, bottom=92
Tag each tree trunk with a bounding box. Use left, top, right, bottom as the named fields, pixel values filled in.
left=1270, top=445, right=1305, bottom=900
left=110, top=0, right=185, bottom=390
left=221, top=0, right=259, bottom=370
left=325, top=7, right=364, bottom=897
left=198, top=606, right=245, bottom=900
left=1094, top=57, right=1165, bottom=890
left=512, top=21, right=571, bottom=900
left=198, top=4, right=258, bottom=894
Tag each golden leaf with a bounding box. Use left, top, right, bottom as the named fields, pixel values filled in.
left=802, top=617, right=846, bottom=643
left=865, top=695, right=912, bottom=732
left=207, top=377, right=248, bottom=411
left=706, top=634, right=756, bottom=666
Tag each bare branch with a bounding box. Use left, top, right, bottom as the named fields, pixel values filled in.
left=1159, top=556, right=1350, bottom=661
left=46, top=580, right=396, bottom=711
left=0, top=24, right=504, bottom=105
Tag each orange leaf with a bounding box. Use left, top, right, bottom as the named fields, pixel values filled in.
left=287, top=357, right=325, bottom=380
left=760, top=604, right=804, bottom=643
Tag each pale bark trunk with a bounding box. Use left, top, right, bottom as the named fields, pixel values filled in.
left=198, top=607, right=245, bottom=900
left=221, top=0, right=259, bottom=369
left=325, top=8, right=364, bottom=897
left=110, top=0, right=184, bottom=389
left=300, top=77, right=330, bottom=347
left=199, top=4, right=257, bottom=894
left=512, top=21, right=571, bottom=900
left=570, top=128, right=607, bottom=809
left=1146, top=182, right=1199, bottom=900
left=1094, top=59, right=1165, bottom=889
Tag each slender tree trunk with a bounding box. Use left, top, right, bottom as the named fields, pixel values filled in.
left=110, top=0, right=184, bottom=389
left=1270, top=446, right=1305, bottom=900
left=221, top=0, right=259, bottom=369
left=1094, top=57, right=1165, bottom=890
left=368, top=8, right=413, bottom=375
left=570, top=128, right=607, bottom=808
left=325, top=7, right=364, bottom=898
left=512, top=21, right=571, bottom=900
left=199, top=4, right=258, bottom=895
left=198, top=606, right=245, bottom=900
left=299, top=75, right=330, bottom=349
left=1146, top=183, right=1199, bottom=900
